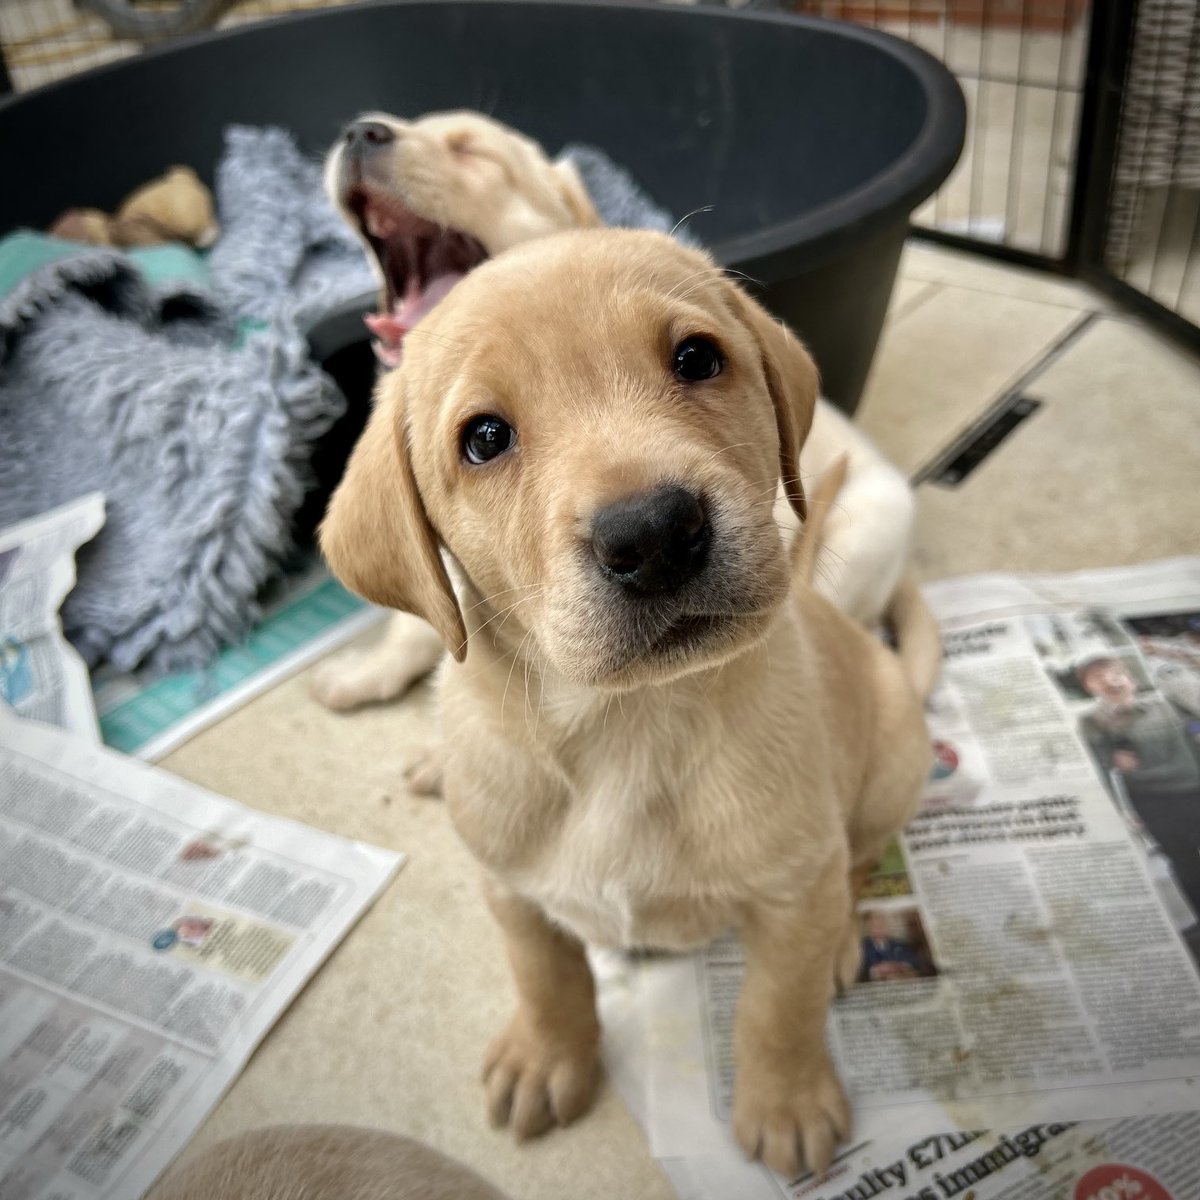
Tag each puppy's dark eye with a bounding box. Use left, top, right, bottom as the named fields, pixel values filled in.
left=672, top=336, right=724, bottom=382
left=462, top=415, right=515, bottom=464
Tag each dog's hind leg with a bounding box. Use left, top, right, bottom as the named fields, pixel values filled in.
left=800, top=401, right=915, bottom=628
left=311, top=612, right=444, bottom=711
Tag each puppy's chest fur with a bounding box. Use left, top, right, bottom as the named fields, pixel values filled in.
left=510, top=740, right=742, bottom=950
left=449, top=670, right=839, bottom=952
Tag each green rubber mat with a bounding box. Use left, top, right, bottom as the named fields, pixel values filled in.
left=95, top=574, right=381, bottom=759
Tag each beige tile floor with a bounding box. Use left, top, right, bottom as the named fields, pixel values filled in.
left=147, top=241, right=1200, bottom=1200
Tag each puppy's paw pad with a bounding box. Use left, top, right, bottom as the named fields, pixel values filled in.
left=482, top=1015, right=600, bottom=1141
left=732, top=1058, right=850, bottom=1177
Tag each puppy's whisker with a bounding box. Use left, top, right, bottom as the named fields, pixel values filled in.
left=671, top=278, right=723, bottom=307
left=748, top=478, right=843, bottom=509
left=500, top=627, right=537, bottom=727
left=467, top=590, right=547, bottom=654
left=740, top=469, right=822, bottom=495
left=669, top=206, right=714, bottom=238
left=472, top=599, right=529, bottom=637
left=700, top=441, right=754, bottom=469
left=721, top=266, right=764, bottom=289
left=463, top=582, right=544, bottom=616
left=494, top=604, right=529, bottom=641
left=661, top=266, right=724, bottom=305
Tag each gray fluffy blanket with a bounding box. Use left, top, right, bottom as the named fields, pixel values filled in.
left=0, top=128, right=686, bottom=675
left=0, top=127, right=375, bottom=673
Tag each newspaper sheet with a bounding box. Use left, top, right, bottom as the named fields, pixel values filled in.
left=601, top=974, right=1200, bottom=1200
left=0, top=496, right=105, bottom=741
left=621, top=557, right=1200, bottom=1200
left=92, top=563, right=386, bottom=762
left=0, top=711, right=402, bottom=1199
left=658, top=1115, right=1200, bottom=1200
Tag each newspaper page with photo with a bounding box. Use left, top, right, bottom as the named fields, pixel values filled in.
left=630, top=557, right=1200, bottom=1200
left=0, top=496, right=105, bottom=740
left=0, top=711, right=402, bottom=1199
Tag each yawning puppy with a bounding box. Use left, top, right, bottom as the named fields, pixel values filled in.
left=313, top=110, right=919, bottom=713
left=320, top=228, right=936, bottom=1175
left=326, top=110, right=598, bottom=368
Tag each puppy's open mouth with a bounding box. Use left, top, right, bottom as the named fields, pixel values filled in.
left=347, top=188, right=488, bottom=367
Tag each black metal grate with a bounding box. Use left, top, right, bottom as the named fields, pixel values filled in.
left=1102, top=0, right=1200, bottom=330
left=797, top=0, right=1092, bottom=262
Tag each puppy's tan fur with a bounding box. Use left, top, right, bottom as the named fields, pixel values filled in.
left=312, top=110, right=925, bottom=713
left=321, top=229, right=934, bottom=1174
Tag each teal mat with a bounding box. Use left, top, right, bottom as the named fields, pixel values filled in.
left=99, top=578, right=366, bottom=756
left=0, top=230, right=210, bottom=298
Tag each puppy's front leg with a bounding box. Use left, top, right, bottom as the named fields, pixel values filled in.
left=482, top=880, right=601, bottom=1141
left=733, top=858, right=852, bottom=1177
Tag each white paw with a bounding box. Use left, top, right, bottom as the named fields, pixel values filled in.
left=309, top=651, right=385, bottom=711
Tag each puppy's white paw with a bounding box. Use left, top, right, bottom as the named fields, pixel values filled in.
left=310, top=616, right=443, bottom=711
left=482, top=1012, right=600, bottom=1141
left=308, top=650, right=407, bottom=711
left=732, top=1050, right=850, bottom=1178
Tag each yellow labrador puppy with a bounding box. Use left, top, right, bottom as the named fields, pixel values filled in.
left=312, top=110, right=917, bottom=711
left=320, top=228, right=937, bottom=1175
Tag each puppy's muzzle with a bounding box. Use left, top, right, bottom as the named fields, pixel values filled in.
left=590, top=485, right=711, bottom=597
left=343, top=119, right=397, bottom=156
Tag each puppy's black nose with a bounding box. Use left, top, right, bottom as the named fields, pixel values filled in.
left=344, top=120, right=396, bottom=152
left=591, top=486, right=711, bottom=596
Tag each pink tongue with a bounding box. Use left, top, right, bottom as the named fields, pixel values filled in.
left=394, top=271, right=464, bottom=326
left=364, top=311, right=408, bottom=343
left=364, top=271, right=466, bottom=366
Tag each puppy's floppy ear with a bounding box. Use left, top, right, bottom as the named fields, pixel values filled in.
left=727, top=285, right=819, bottom=521
left=552, top=158, right=601, bottom=228
left=320, top=379, right=467, bottom=662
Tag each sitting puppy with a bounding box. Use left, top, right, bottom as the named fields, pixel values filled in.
left=320, top=228, right=937, bottom=1175
left=312, top=110, right=918, bottom=713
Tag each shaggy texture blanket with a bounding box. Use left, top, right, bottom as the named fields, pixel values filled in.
left=0, top=127, right=374, bottom=673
